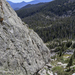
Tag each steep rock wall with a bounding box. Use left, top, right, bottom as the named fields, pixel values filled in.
left=0, top=0, right=50, bottom=75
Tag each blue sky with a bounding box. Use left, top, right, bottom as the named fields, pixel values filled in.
left=7, top=0, right=34, bottom=2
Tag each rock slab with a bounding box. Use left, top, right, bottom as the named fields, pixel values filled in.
left=0, top=0, right=50, bottom=75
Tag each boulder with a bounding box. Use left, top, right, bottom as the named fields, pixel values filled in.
left=72, top=73, right=75, bottom=75
left=46, top=63, right=52, bottom=69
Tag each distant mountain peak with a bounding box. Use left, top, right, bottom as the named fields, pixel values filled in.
left=21, top=1, right=25, bottom=2
left=7, top=0, right=53, bottom=10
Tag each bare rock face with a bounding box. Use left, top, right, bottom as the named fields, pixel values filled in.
left=0, top=0, right=50, bottom=75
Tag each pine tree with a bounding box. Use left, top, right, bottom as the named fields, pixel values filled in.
left=67, top=56, right=73, bottom=70
left=73, top=50, right=75, bottom=59
left=59, top=50, right=62, bottom=57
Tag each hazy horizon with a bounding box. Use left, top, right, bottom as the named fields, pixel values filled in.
left=7, top=0, right=34, bottom=3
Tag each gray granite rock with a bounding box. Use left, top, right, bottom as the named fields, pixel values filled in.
left=0, top=0, right=50, bottom=75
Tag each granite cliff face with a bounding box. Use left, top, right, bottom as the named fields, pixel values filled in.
left=0, top=0, right=50, bottom=75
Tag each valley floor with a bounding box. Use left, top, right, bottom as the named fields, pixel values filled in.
left=43, top=39, right=75, bottom=75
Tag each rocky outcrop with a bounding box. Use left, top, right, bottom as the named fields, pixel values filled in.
left=0, top=0, right=50, bottom=75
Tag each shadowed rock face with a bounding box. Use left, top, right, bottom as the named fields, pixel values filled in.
left=0, top=0, right=50, bottom=75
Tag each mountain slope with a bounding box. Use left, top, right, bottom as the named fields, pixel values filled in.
left=28, top=0, right=53, bottom=4
left=16, top=0, right=75, bottom=42
left=7, top=1, right=27, bottom=10
left=7, top=0, right=53, bottom=10
left=16, top=0, right=75, bottom=18
left=0, top=0, right=50, bottom=75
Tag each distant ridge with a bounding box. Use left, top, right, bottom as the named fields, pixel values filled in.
left=7, top=0, right=53, bottom=10
left=16, top=0, right=75, bottom=42
left=7, top=1, right=27, bottom=10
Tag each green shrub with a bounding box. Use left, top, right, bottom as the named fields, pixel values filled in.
left=73, top=50, right=75, bottom=59
left=72, top=67, right=75, bottom=72
left=52, top=66, right=63, bottom=72
left=51, top=55, right=56, bottom=59
left=67, top=56, right=73, bottom=68
left=57, top=56, right=64, bottom=63
left=64, top=58, right=70, bottom=63
left=47, top=42, right=59, bottom=49
left=66, top=41, right=72, bottom=48
left=52, top=66, right=71, bottom=75
left=72, top=43, right=75, bottom=49
left=58, top=72, right=70, bottom=75
left=54, top=47, right=61, bottom=52
left=59, top=50, right=62, bottom=57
